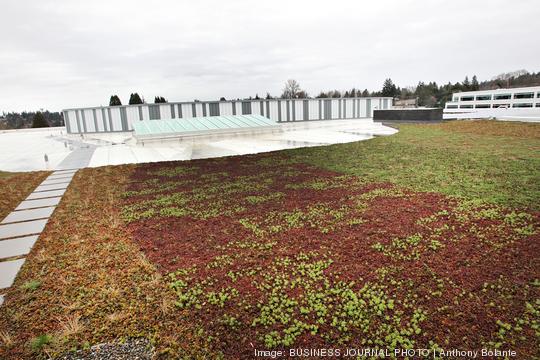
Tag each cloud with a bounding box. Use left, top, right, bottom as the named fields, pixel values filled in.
left=0, top=0, right=539, bottom=111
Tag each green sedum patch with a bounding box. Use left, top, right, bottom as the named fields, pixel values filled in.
left=252, top=253, right=427, bottom=348
left=167, top=252, right=428, bottom=350
left=372, top=233, right=427, bottom=261
left=287, top=121, right=540, bottom=209
left=239, top=202, right=362, bottom=236
left=285, top=175, right=359, bottom=190
left=121, top=172, right=278, bottom=223
left=146, top=166, right=199, bottom=178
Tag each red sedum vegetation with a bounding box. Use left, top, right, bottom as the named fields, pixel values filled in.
left=120, top=154, right=539, bottom=358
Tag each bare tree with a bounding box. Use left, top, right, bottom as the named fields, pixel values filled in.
left=281, top=79, right=302, bottom=99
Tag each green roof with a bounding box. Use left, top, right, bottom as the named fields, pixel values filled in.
left=133, top=115, right=278, bottom=138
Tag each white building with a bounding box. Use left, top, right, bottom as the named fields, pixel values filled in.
left=444, top=86, right=540, bottom=121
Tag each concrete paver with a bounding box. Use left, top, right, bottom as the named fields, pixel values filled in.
left=26, top=189, right=66, bottom=200
left=51, top=169, right=76, bottom=175
left=2, top=207, right=55, bottom=224
left=0, top=219, right=48, bottom=240
left=40, top=178, right=74, bottom=186
left=34, top=183, right=70, bottom=192
left=53, top=169, right=77, bottom=175
left=0, top=258, right=25, bottom=289
left=15, top=197, right=61, bottom=210
left=46, top=174, right=74, bottom=181
left=0, top=235, right=38, bottom=259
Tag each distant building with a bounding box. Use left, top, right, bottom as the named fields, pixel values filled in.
left=393, top=98, right=417, bottom=108
left=444, top=86, right=540, bottom=119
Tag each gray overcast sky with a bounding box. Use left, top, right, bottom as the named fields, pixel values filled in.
left=1, top=0, right=539, bottom=112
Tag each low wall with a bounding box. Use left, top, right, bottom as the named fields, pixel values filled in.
left=374, top=108, right=443, bottom=121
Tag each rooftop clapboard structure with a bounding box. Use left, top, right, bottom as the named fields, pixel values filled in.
left=62, top=97, right=393, bottom=134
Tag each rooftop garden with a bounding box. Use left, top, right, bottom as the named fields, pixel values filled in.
left=0, top=120, right=538, bottom=359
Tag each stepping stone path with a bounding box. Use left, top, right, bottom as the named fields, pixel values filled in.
left=0, top=169, right=77, bottom=306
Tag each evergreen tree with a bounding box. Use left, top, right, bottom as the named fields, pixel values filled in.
left=129, top=93, right=143, bottom=105
left=316, top=91, right=328, bottom=98
left=471, top=75, right=479, bottom=91
left=415, top=81, right=437, bottom=107
left=463, top=76, right=471, bottom=91
left=331, top=90, right=342, bottom=98
left=381, top=78, right=398, bottom=97
left=219, top=97, right=227, bottom=101
left=31, top=112, right=49, bottom=128
left=109, top=95, right=122, bottom=106
left=154, top=96, right=167, bottom=103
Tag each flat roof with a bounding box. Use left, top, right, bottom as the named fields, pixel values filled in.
left=133, top=114, right=279, bottom=138
left=453, top=85, right=540, bottom=97
left=0, top=119, right=399, bottom=171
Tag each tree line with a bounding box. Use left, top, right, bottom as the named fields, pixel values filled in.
left=0, top=111, right=62, bottom=130
left=278, top=71, right=540, bottom=108
left=377, top=70, right=540, bottom=107
left=108, top=93, right=168, bottom=106
left=2, top=70, right=538, bottom=129
left=108, top=70, right=539, bottom=109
